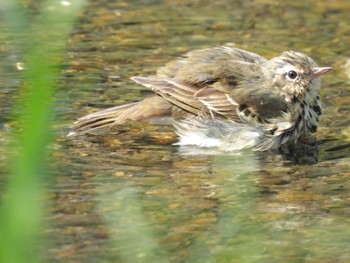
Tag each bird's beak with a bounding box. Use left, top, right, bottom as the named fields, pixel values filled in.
left=311, top=66, right=332, bottom=78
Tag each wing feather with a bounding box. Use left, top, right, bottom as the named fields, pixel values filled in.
left=132, top=46, right=289, bottom=126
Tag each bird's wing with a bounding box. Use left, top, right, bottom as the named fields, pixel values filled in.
left=133, top=46, right=288, bottom=123
left=131, top=77, right=211, bottom=118
left=131, top=76, right=289, bottom=124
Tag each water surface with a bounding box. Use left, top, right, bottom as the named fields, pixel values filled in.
left=1, top=0, right=350, bottom=262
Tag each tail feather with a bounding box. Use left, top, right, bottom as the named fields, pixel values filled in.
left=70, top=102, right=138, bottom=135
left=69, top=96, right=172, bottom=136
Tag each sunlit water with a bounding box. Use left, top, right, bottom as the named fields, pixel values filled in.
left=1, top=0, right=350, bottom=262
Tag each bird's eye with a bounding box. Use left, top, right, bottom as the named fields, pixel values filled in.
left=287, top=70, right=298, bottom=80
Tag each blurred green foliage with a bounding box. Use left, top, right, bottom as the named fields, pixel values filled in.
left=0, top=1, right=85, bottom=262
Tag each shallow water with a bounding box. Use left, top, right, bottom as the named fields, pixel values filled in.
left=1, top=0, right=350, bottom=262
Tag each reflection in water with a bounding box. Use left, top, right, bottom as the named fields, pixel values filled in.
left=178, top=138, right=320, bottom=165
left=95, top=149, right=263, bottom=262
left=61, top=127, right=350, bottom=262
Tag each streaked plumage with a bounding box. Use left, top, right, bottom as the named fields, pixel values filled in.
left=71, top=46, right=331, bottom=151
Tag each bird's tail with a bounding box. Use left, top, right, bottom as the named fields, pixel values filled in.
left=69, top=96, right=171, bottom=136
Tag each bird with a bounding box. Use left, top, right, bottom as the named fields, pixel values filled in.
left=70, top=46, right=332, bottom=151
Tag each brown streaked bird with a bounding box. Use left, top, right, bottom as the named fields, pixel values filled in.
left=70, top=46, right=332, bottom=151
